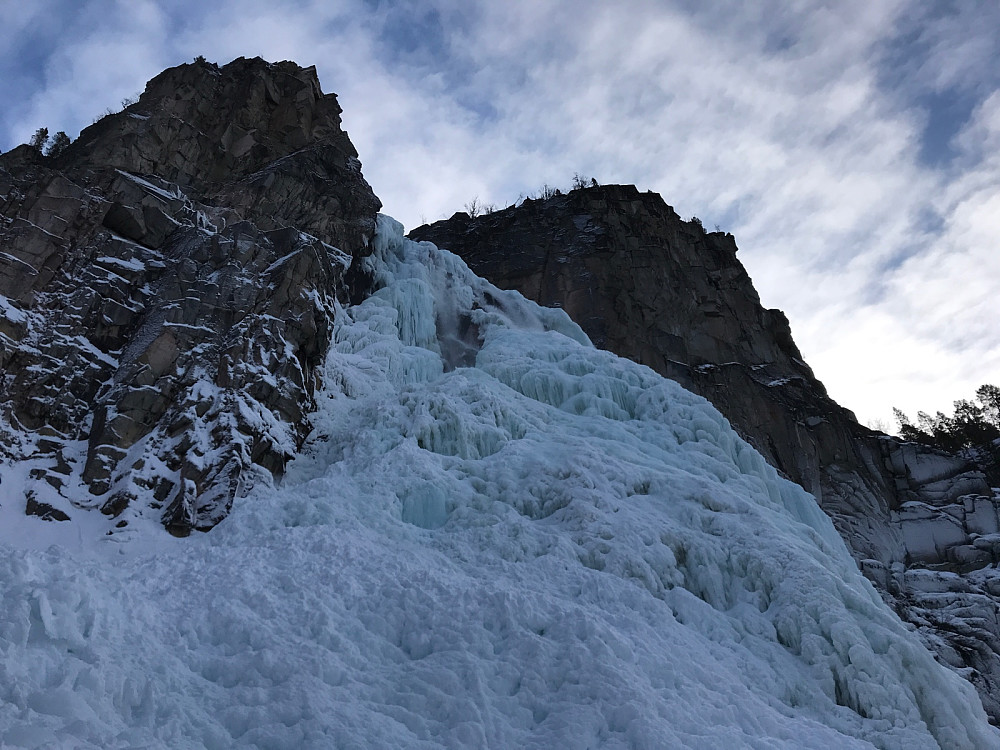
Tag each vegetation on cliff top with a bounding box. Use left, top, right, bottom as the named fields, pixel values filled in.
left=895, top=384, right=1000, bottom=483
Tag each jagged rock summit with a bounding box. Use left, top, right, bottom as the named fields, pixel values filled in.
left=410, top=186, right=1000, bottom=721
left=0, top=56, right=380, bottom=534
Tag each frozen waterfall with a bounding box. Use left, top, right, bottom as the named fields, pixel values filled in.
left=0, top=215, right=995, bottom=749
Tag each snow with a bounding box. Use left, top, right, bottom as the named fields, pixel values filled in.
left=69, top=334, right=119, bottom=368
left=0, top=294, right=27, bottom=323
left=0, top=250, right=38, bottom=273
left=164, top=321, right=215, bottom=334
left=264, top=247, right=304, bottom=274
left=0, top=439, right=104, bottom=553
left=114, top=169, right=183, bottom=202
left=0, top=214, right=996, bottom=748
left=95, top=255, right=146, bottom=272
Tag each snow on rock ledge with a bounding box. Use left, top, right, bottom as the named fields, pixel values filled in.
left=1, top=216, right=993, bottom=748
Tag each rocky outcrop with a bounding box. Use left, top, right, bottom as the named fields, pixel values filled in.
left=409, top=185, right=1000, bottom=721
left=0, top=57, right=380, bottom=535
left=68, top=57, right=376, bottom=252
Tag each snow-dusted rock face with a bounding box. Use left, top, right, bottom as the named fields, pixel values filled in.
left=0, top=57, right=380, bottom=534
left=410, top=186, right=1000, bottom=720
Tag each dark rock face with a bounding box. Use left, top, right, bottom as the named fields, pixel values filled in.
left=410, top=185, right=1000, bottom=721
left=0, top=57, right=380, bottom=535
left=25, top=495, right=70, bottom=522
left=69, top=57, right=376, bottom=252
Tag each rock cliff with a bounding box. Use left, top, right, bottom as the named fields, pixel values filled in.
left=410, top=186, right=1000, bottom=721
left=0, top=57, right=380, bottom=535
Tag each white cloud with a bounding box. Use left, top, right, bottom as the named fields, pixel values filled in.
left=6, top=0, right=173, bottom=145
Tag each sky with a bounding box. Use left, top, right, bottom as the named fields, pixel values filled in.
left=0, top=0, right=997, bottom=429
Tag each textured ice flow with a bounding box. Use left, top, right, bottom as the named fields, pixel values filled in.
left=0, top=215, right=995, bottom=748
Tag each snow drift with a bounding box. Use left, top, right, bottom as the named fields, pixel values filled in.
left=0, top=216, right=995, bottom=749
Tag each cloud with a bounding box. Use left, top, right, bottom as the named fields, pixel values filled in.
left=0, top=0, right=996, bottom=430
left=3, top=0, right=176, bottom=145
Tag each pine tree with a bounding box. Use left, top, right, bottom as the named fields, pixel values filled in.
left=45, top=131, right=71, bottom=158
left=977, top=384, right=1000, bottom=427
left=893, top=384, right=1000, bottom=484
left=28, top=127, right=49, bottom=152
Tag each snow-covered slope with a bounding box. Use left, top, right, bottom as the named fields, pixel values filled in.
left=0, top=217, right=995, bottom=749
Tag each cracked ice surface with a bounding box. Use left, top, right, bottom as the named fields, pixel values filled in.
left=0, top=216, right=995, bottom=749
